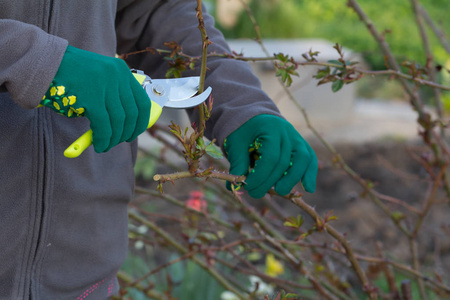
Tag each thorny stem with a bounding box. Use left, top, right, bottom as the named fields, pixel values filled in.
left=346, top=4, right=449, bottom=296
left=242, top=0, right=416, bottom=241
left=347, top=0, right=430, bottom=124
left=135, top=186, right=289, bottom=261
left=121, top=251, right=196, bottom=291
left=195, top=0, right=209, bottom=134
left=234, top=12, right=396, bottom=294
left=115, top=271, right=166, bottom=300
left=153, top=170, right=245, bottom=184
left=135, top=186, right=348, bottom=298
left=412, top=164, right=447, bottom=237
left=214, top=257, right=314, bottom=292
left=347, top=0, right=450, bottom=199
left=279, top=239, right=450, bottom=294
left=286, top=194, right=377, bottom=300
left=134, top=186, right=235, bottom=230
left=357, top=255, right=450, bottom=294
left=138, top=183, right=360, bottom=300
left=277, top=66, right=413, bottom=237
left=253, top=223, right=340, bottom=300
left=134, top=175, right=450, bottom=296
left=125, top=47, right=450, bottom=92
left=419, top=4, right=450, bottom=54
left=375, top=242, right=399, bottom=299
left=410, top=0, right=444, bottom=124
left=125, top=1, right=450, bottom=298
left=128, top=211, right=247, bottom=299
left=408, top=164, right=446, bottom=299
left=409, top=238, right=428, bottom=300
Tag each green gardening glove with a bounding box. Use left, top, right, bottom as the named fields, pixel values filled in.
left=40, top=45, right=151, bottom=153
left=224, top=114, right=318, bottom=199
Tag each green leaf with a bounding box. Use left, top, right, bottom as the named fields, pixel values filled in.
left=196, top=137, right=206, bottom=150
left=331, top=80, right=344, bottom=92
left=392, top=211, right=405, bottom=222
left=247, top=252, right=262, bottom=261
left=328, top=59, right=344, bottom=66
left=276, top=68, right=294, bottom=87
left=275, top=52, right=289, bottom=63
left=283, top=215, right=304, bottom=229
left=316, top=67, right=330, bottom=79
left=283, top=293, right=300, bottom=299
left=205, top=143, right=224, bottom=159
left=327, top=215, right=338, bottom=221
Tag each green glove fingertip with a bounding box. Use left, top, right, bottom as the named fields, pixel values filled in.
left=224, top=114, right=318, bottom=198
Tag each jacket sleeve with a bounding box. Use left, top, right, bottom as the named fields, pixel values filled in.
left=0, top=19, right=68, bottom=109
left=115, top=0, right=282, bottom=147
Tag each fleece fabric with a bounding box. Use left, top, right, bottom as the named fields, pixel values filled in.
left=0, top=0, right=281, bottom=299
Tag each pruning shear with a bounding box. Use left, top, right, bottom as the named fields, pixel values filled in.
left=64, top=69, right=212, bottom=158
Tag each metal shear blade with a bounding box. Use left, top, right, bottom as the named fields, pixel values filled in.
left=144, top=77, right=211, bottom=109
left=63, top=70, right=212, bottom=158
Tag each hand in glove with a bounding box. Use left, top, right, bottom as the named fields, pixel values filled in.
left=224, top=114, right=318, bottom=199
left=40, top=45, right=151, bottom=153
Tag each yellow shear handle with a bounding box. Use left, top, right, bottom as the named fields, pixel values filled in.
left=63, top=73, right=162, bottom=158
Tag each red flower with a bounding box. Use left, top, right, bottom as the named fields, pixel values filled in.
left=185, top=190, right=207, bottom=212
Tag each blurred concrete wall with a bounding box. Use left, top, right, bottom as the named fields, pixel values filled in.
left=226, top=38, right=362, bottom=131
left=159, top=39, right=362, bottom=130
left=142, top=38, right=420, bottom=150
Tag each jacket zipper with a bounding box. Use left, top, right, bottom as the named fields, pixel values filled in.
left=29, top=109, right=49, bottom=300
left=29, top=1, right=54, bottom=298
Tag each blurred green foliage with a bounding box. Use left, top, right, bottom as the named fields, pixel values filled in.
left=121, top=252, right=230, bottom=299
left=208, top=0, right=450, bottom=70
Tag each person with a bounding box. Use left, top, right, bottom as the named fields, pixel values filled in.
left=0, top=0, right=318, bottom=299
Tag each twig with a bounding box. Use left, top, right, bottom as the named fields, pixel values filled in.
left=286, top=194, right=377, bottom=300
left=278, top=239, right=450, bottom=294
left=134, top=186, right=236, bottom=230
left=412, top=163, right=447, bottom=237
left=354, top=254, right=450, bottom=294
left=214, top=257, right=314, bottom=292
left=128, top=211, right=248, bottom=299
left=123, top=47, right=450, bottom=92
left=135, top=186, right=289, bottom=262
left=124, top=252, right=195, bottom=289
left=409, top=238, right=428, bottom=300
left=376, top=242, right=400, bottom=299
left=346, top=0, right=426, bottom=122
left=116, top=271, right=166, bottom=300
left=410, top=0, right=444, bottom=122
left=153, top=169, right=245, bottom=184
left=195, top=0, right=209, bottom=135
left=254, top=223, right=300, bottom=266
left=401, top=280, right=413, bottom=300
left=347, top=0, right=450, bottom=201
left=373, top=190, right=421, bottom=215
left=253, top=223, right=341, bottom=300
left=419, top=5, right=450, bottom=53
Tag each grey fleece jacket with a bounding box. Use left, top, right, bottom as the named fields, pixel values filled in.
left=0, top=0, right=281, bottom=299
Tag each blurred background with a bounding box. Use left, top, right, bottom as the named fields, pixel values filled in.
left=147, top=0, right=450, bottom=144
left=127, top=1, right=450, bottom=299
left=205, top=0, right=450, bottom=143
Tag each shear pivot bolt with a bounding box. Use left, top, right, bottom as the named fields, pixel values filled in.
left=152, top=84, right=165, bottom=96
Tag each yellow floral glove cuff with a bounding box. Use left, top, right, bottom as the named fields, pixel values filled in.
left=40, top=82, right=85, bottom=118
left=41, top=45, right=151, bottom=153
